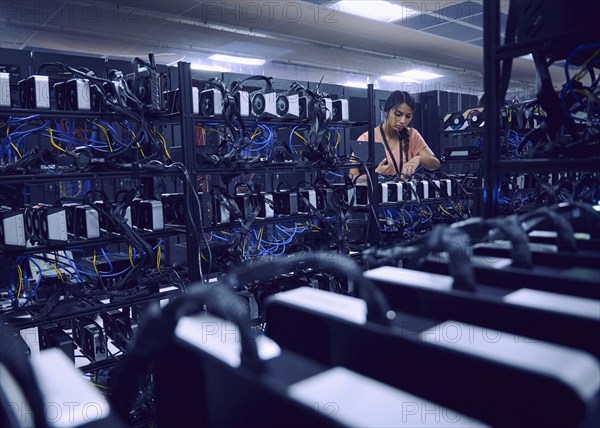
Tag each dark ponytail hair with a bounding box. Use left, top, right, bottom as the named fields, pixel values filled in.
left=383, top=90, right=415, bottom=160
left=383, top=90, right=416, bottom=113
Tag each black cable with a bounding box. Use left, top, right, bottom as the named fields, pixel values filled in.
left=0, top=322, right=50, bottom=428
left=166, top=161, right=212, bottom=282
left=350, top=155, right=383, bottom=246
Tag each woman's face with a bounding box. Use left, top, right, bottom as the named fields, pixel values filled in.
left=385, top=103, right=413, bottom=133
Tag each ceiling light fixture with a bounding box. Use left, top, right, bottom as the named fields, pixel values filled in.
left=390, top=70, right=443, bottom=80
left=380, top=75, right=405, bottom=82
left=191, top=64, right=229, bottom=72
left=336, top=1, right=416, bottom=23
left=342, top=81, right=368, bottom=89
left=208, top=54, right=266, bottom=66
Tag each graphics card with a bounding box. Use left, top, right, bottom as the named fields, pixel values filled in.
left=0, top=207, right=25, bottom=247
left=74, top=205, right=100, bottom=239
left=354, top=183, right=369, bottom=206
left=27, top=75, right=50, bottom=109
left=277, top=93, right=300, bottom=119
left=331, top=184, right=355, bottom=206
left=38, top=323, right=74, bottom=361
left=321, top=97, right=333, bottom=120
left=379, top=183, right=389, bottom=203
left=332, top=99, right=349, bottom=122
left=53, top=81, right=68, bottom=110
left=72, top=316, right=95, bottom=348
left=416, top=181, right=432, bottom=200
left=466, top=108, right=484, bottom=128
left=130, top=53, right=163, bottom=112
left=161, top=193, right=185, bottom=225
left=386, top=182, right=400, bottom=203
left=272, top=191, right=298, bottom=215
left=214, top=199, right=231, bottom=225
left=18, top=78, right=27, bottom=108
left=298, top=189, right=316, bottom=214
left=234, top=90, right=250, bottom=117
left=315, top=187, right=333, bottom=210
left=298, top=95, right=313, bottom=121
left=83, top=322, right=107, bottom=362
left=67, top=78, right=91, bottom=111
left=95, top=201, right=131, bottom=233
left=443, top=112, right=468, bottom=131
left=90, top=83, right=104, bottom=112
left=39, top=206, right=69, bottom=242
left=444, top=107, right=485, bottom=131
left=137, top=200, right=164, bottom=231
left=200, top=88, right=223, bottom=117
left=439, top=179, right=452, bottom=197
left=258, top=192, right=275, bottom=219
left=232, top=194, right=251, bottom=220
left=0, top=72, right=10, bottom=107
left=24, top=204, right=68, bottom=243
left=251, top=91, right=278, bottom=118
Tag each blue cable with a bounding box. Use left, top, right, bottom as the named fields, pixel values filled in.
left=211, top=233, right=228, bottom=242
left=23, top=257, right=43, bottom=305
left=403, top=208, right=414, bottom=228
left=63, top=251, right=84, bottom=283
left=7, top=114, right=41, bottom=124
left=99, top=248, right=114, bottom=273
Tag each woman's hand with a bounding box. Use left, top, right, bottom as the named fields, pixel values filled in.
left=402, top=155, right=420, bottom=177
left=375, top=158, right=396, bottom=176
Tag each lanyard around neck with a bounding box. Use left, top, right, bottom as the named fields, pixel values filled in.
left=379, top=123, right=402, bottom=177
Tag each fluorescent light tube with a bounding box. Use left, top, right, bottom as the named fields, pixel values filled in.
left=208, top=54, right=266, bottom=66
left=191, top=64, right=228, bottom=72
left=336, top=1, right=416, bottom=23
left=384, top=70, right=443, bottom=81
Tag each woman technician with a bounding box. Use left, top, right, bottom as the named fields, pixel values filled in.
left=351, top=90, right=440, bottom=179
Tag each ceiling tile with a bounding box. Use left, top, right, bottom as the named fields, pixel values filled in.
left=431, top=1, right=483, bottom=20
left=468, top=38, right=484, bottom=47
left=459, top=12, right=484, bottom=28
left=459, top=11, right=508, bottom=31
left=394, top=14, right=450, bottom=30
left=423, top=22, right=483, bottom=42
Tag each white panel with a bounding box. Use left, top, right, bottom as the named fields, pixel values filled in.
left=31, top=349, right=112, bottom=427
left=364, top=266, right=454, bottom=291
left=176, top=314, right=281, bottom=367
left=504, top=289, right=600, bottom=320
left=270, top=287, right=367, bottom=325
left=289, top=367, right=488, bottom=427
left=420, top=321, right=600, bottom=401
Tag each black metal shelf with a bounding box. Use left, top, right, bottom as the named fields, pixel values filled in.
left=441, top=129, right=484, bottom=136
left=483, top=1, right=598, bottom=217
left=197, top=161, right=313, bottom=174
left=5, top=287, right=182, bottom=331
left=203, top=214, right=310, bottom=233
left=194, top=117, right=367, bottom=128
left=79, top=354, right=124, bottom=374
left=195, top=161, right=366, bottom=174
left=0, top=107, right=178, bottom=122
left=0, top=168, right=180, bottom=185
left=353, top=198, right=465, bottom=212
left=0, top=227, right=183, bottom=257
left=495, top=157, right=600, bottom=173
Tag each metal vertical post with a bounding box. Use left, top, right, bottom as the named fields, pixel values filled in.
left=178, top=61, right=201, bottom=281
left=483, top=0, right=500, bottom=218
left=367, top=84, right=381, bottom=246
